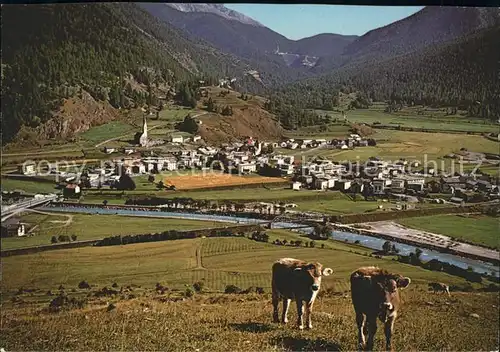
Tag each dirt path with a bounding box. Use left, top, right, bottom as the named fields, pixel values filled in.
left=24, top=209, right=74, bottom=230
left=359, top=221, right=499, bottom=262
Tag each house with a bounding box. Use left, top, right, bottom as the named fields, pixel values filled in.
left=405, top=176, right=425, bottom=192
left=237, top=162, right=257, bottom=174
left=373, top=178, right=390, bottom=195
left=390, top=178, right=406, bottom=193
left=63, top=184, right=81, bottom=198
left=279, top=163, right=295, bottom=176
left=292, top=181, right=302, bottom=191
left=476, top=180, right=493, bottom=192
left=193, top=135, right=202, bottom=143
left=164, top=158, right=178, bottom=171
left=17, top=162, right=36, bottom=175
left=314, top=178, right=329, bottom=191
left=1, top=218, right=29, bottom=237
left=104, top=147, right=116, bottom=154
left=123, top=148, right=135, bottom=155
left=335, top=179, right=352, bottom=191
left=170, top=135, right=184, bottom=143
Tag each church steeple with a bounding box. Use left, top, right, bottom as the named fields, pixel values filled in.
left=142, top=114, right=148, bottom=139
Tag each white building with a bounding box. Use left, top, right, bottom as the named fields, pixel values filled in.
left=18, top=162, right=36, bottom=175
left=292, top=181, right=302, bottom=190
left=238, top=162, right=257, bottom=174
left=171, top=135, right=184, bottom=143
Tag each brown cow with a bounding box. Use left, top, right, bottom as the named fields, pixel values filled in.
left=428, top=282, right=451, bottom=296
left=350, top=266, right=411, bottom=351
left=272, top=257, right=333, bottom=330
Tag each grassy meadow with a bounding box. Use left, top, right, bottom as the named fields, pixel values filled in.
left=1, top=213, right=229, bottom=251
left=397, top=214, right=500, bottom=249
left=1, top=234, right=498, bottom=351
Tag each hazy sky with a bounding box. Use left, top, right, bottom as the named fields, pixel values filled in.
left=224, top=4, right=424, bottom=40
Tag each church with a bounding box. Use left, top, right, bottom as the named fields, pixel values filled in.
left=134, top=115, right=164, bottom=148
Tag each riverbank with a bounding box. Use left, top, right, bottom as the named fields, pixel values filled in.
left=331, top=221, right=499, bottom=265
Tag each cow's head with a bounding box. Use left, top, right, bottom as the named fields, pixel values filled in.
left=374, top=274, right=411, bottom=322
left=294, top=262, right=333, bottom=292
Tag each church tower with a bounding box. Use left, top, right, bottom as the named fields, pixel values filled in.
left=142, top=115, right=148, bottom=139
left=138, top=115, right=149, bottom=147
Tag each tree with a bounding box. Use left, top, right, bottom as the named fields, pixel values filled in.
left=382, top=241, right=393, bottom=254
left=51, top=236, right=58, bottom=244
left=309, top=241, right=316, bottom=248
left=157, top=181, right=165, bottom=190
left=102, top=200, right=108, bottom=206
left=148, top=174, right=155, bottom=183
left=116, top=174, right=136, bottom=191
left=71, top=234, right=77, bottom=241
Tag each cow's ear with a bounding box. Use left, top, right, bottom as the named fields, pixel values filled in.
left=322, top=268, right=333, bottom=276
left=397, top=277, right=411, bottom=289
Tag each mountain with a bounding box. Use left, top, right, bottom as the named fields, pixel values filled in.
left=314, top=6, right=500, bottom=72
left=292, top=33, right=359, bottom=57
left=270, top=24, right=500, bottom=121
left=138, top=3, right=357, bottom=72
left=0, top=3, right=262, bottom=145
left=164, top=3, right=263, bottom=27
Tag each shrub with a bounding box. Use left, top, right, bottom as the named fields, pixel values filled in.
left=224, top=285, right=242, bottom=294
left=51, top=236, right=58, bottom=244
left=78, top=281, right=90, bottom=289
left=184, top=287, right=195, bottom=298
left=48, top=293, right=86, bottom=313
left=71, top=234, right=77, bottom=241
left=193, top=281, right=205, bottom=293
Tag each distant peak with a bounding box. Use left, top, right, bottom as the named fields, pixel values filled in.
left=165, top=3, right=263, bottom=27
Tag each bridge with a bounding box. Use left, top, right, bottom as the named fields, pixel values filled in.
left=265, top=212, right=326, bottom=229
left=1, top=194, right=59, bottom=222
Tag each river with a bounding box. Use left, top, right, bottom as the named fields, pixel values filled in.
left=38, top=206, right=499, bottom=277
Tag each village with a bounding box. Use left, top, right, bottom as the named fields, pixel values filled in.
left=15, top=113, right=500, bottom=208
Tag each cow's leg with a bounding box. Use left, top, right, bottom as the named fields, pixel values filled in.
left=272, top=290, right=280, bottom=323
left=365, top=315, right=378, bottom=351
left=305, top=299, right=315, bottom=329
left=446, top=287, right=451, bottom=297
left=296, top=299, right=304, bottom=330
left=356, top=312, right=366, bottom=351
left=384, top=317, right=395, bottom=352
left=282, top=298, right=291, bottom=324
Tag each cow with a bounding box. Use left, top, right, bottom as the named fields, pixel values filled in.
left=428, top=282, right=450, bottom=296
left=350, top=266, right=411, bottom=351
left=272, top=257, right=333, bottom=330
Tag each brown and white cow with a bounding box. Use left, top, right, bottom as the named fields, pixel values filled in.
left=272, top=257, right=333, bottom=330
left=428, top=282, right=451, bottom=296
left=350, top=266, right=411, bottom=351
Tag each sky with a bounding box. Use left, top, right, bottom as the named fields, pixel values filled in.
left=224, top=4, right=424, bottom=40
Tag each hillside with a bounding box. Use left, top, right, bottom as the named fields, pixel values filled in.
left=0, top=3, right=260, bottom=145
left=195, top=87, right=284, bottom=144
left=271, top=25, right=500, bottom=120
left=1, top=232, right=499, bottom=351
left=314, top=6, right=500, bottom=72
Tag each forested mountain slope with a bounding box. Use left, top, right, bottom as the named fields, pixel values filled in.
left=313, top=6, right=500, bottom=73
left=268, top=25, right=500, bottom=122
left=0, top=3, right=260, bottom=144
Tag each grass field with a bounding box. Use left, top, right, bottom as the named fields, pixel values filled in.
left=0, top=178, right=60, bottom=194
left=282, top=130, right=499, bottom=164
left=397, top=214, right=500, bottom=249
left=319, top=108, right=499, bottom=133
left=1, top=234, right=498, bottom=351
left=84, top=187, right=440, bottom=216
left=1, top=213, right=229, bottom=251
left=78, top=121, right=136, bottom=145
